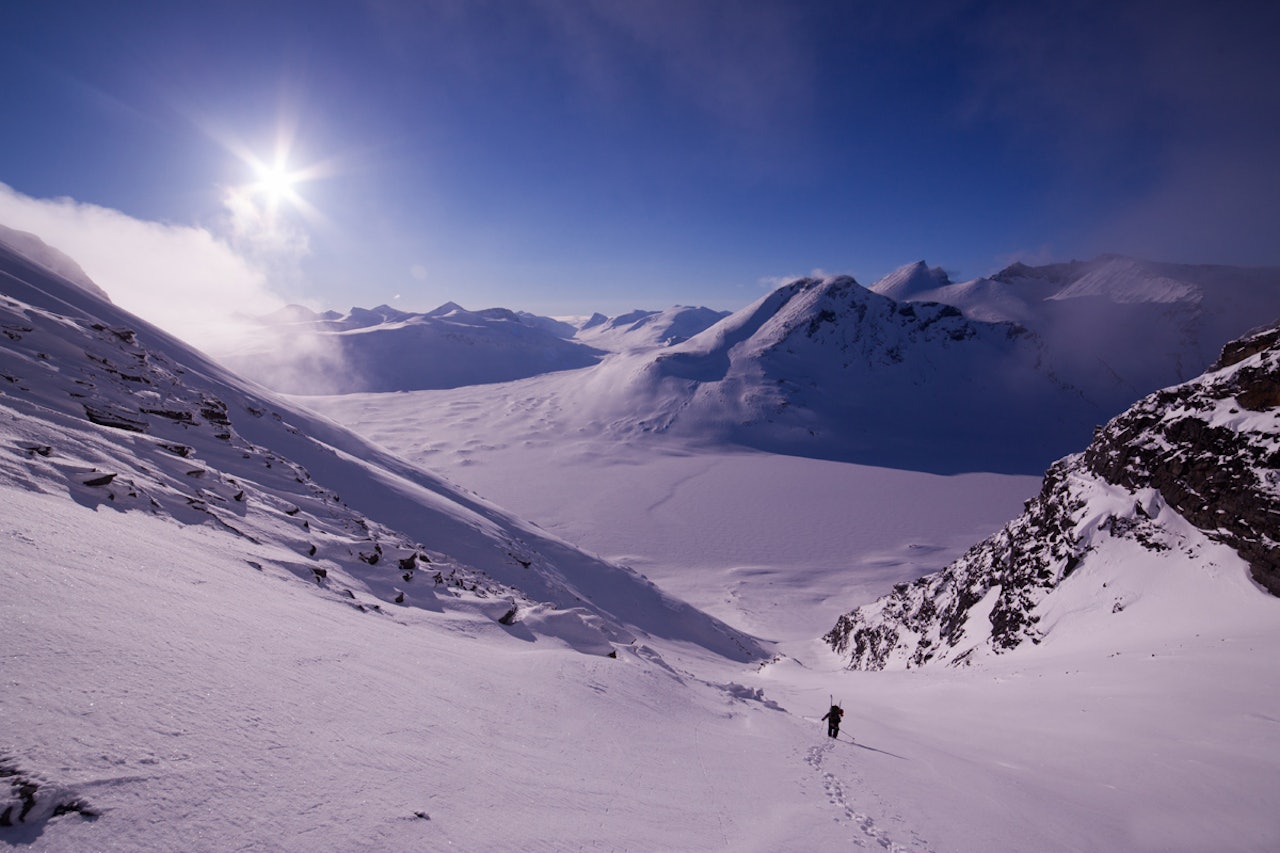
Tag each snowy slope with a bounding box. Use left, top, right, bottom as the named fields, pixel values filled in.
left=0, top=231, right=759, bottom=662
left=8, top=226, right=1280, bottom=851
left=216, top=301, right=604, bottom=394
left=826, top=322, right=1280, bottom=670
left=2, top=483, right=871, bottom=851
left=301, top=318, right=1280, bottom=853
left=870, top=255, right=1280, bottom=416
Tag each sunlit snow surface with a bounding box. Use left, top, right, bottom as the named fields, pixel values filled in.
left=4, top=229, right=1280, bottom=851
left=303, top=367, right=1280, bottom=852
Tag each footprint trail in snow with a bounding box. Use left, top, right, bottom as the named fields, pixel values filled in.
left=804, top=741, right=933, bottom=851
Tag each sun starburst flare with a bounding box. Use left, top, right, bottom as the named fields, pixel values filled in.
left=210, top=120, right=340, bottom=268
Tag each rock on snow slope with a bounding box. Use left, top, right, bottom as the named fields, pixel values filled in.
left=0, top=226, right=759, bottom=663
left=826, top=321, right=1280, bottom=670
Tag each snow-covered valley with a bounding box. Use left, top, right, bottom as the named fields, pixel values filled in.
left=4, top=228, right=1280, bottom=851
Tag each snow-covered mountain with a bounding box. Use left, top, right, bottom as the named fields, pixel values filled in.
left=825, top=321, right=1280, bottom=670
left=869, top=255, right=1280, bottom=416
left=574, top=305, right=730, bottom=350
left=0, top=228, right=758, bottom=662
left=216, top=301, right=604, bottom=393
left=228, top=256, right=1280, bottom=476
left=865, top=260, right=953, bottom=302
left=602, top=274, right=1101, bottom=473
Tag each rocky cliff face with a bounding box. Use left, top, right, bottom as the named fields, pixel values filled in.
left=1081, top=323, right=1280, bottom=596
left=825, top=321, right=1280, bottom=669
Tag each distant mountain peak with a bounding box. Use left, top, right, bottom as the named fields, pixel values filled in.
left=261, top=304, right=321, bottom=324
left=427, top=300, right=466, bottom=317
left=576, top=305, right=729, bottom=350
left=868, top=261, right=951, bottom=301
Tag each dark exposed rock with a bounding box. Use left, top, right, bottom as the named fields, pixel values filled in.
left=83, top=403, right=148, bottom=433
left=1215, top=324, right=1280, bottom=370
left=198, top=397, right=231, bottom=426
left=1082, top=326, right=1280, bottom=595
left=140, top=407, right=194, bottom=423
left=825, top=461, right=1085, bottom=669
left=0, top=757, right=97, bottom=827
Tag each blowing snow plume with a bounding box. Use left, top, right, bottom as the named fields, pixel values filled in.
left=0, top=184, right=297, bottom=355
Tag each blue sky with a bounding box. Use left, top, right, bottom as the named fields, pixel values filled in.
left=2, top=0, right=1278, bottom=327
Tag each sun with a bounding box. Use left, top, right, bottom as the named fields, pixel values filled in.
left=213, top=119, right=334, bottom=230
left=249, top=159, right=304, bottom=208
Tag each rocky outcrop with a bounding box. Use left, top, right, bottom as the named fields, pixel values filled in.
left=1082, top=323, right=1280, bottom=595
left=825, top=321, right=1280, bottom=669
left=824, top=461, right=1088, bottom=669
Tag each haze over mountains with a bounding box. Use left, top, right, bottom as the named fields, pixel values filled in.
left=4, top=222, right=1279, bottom=851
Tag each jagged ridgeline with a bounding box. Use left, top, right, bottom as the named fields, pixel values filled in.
left=826, top=322, right=1280, bottom=670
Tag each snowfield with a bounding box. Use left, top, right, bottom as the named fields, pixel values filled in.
left=4, top=227, right=1280, bottom=851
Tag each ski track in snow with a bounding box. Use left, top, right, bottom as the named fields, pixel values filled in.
left=803, top=741, right=933, bottom=852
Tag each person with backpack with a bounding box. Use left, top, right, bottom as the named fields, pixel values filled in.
left=821, top=704, right=844, bottom=739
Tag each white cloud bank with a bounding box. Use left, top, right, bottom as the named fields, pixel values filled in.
left=0, top=182, right=290, bottom=353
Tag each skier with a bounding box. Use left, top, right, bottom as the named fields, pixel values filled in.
left=821, top=704, right=844, bottom=739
